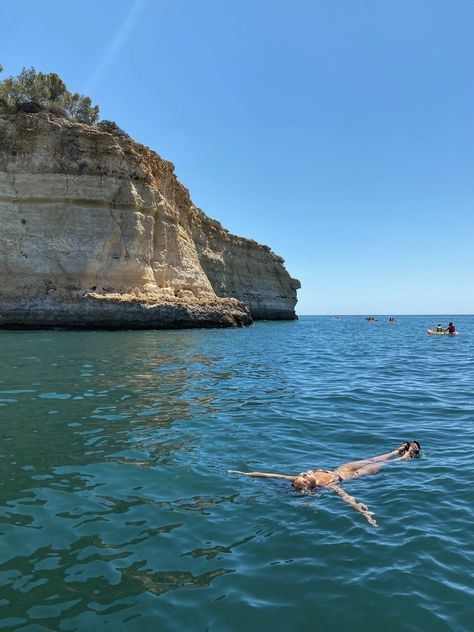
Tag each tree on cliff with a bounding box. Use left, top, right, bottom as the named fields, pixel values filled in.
left=0, top=66, right=99, bottom=124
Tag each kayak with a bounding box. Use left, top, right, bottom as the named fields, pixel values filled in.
left=426, top=329, right=459, bottom=335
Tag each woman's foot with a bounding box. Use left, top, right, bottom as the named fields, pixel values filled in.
left=396, top=441, right=410, bottom=455
left=406, top=441, right=421, bottom=458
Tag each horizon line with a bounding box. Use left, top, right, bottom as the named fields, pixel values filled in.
left=296, top=313, right=474, bottom=317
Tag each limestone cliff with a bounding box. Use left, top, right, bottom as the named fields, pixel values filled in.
left=0, top=111, right=300, bottom=328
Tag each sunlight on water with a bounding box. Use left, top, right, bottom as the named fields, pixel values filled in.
left=0, top=317, right=473, bottom=631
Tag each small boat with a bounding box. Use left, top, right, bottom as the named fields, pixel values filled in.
left=426, top=329, right=459, bottom=336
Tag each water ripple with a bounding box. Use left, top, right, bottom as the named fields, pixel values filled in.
left=0, top=317, right=473, bottom=630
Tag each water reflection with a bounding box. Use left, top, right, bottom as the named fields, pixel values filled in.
left=0, top=329, right=262, bottom=629
left=1, top=320, right=472, bottom=630
left=123, top=564, right=234, bottom=596
left=0, top=330, right=232, bottom=503
left=183, top=534, right=255, bottom=560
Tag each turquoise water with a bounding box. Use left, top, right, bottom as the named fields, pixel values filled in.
left=0, top=316, right=473, bottom=631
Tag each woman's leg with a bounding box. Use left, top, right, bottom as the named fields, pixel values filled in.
left=337, top=441, right=408, bottom=472
left=345, top=461, right=387, bottom=478
left=336, top=443, right=419, bottom=480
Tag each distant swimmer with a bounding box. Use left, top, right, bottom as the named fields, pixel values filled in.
left=229, top=441, right=421, bottom=527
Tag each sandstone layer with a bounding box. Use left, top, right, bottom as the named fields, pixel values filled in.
left=0, top=111, right=300, bottom=329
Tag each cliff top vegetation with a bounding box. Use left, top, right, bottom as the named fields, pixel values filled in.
left=0, top=64, right=127, bottom=136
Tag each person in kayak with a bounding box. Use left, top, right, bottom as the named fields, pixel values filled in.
left=445, top=322, right=456, bottom=334
left=436, top=324, right=443, bottom=332
left=228, top=441, right=421, bottom=527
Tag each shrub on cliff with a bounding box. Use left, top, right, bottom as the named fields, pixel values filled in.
left=97, top=119, right=129, bottom=138
left=0, top=66, right=99, bottom=124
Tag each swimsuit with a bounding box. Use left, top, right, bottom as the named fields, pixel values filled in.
left=296, top=469, right=342, bottom=487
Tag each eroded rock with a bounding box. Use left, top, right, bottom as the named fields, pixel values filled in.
left=0, top=110, right=299, bottom=329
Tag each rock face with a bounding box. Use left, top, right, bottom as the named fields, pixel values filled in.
left=0, top=111, right=300, bottom=329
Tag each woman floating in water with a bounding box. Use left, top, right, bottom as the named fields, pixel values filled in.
left=228, top=441, right=421, bottom=527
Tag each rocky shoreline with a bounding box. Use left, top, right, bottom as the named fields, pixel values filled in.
left=0, top=296, right=251, bottom=329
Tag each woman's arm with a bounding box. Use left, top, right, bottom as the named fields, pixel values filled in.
left=228, top=470, right=296, bottom=481
left=328, top=484, right=378, bottom=527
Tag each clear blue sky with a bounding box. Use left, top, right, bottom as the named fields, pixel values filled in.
left=2, top=0, right=473, bottom=314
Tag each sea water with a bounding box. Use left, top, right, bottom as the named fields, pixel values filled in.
left=0, top=316, right=473, bottom=631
